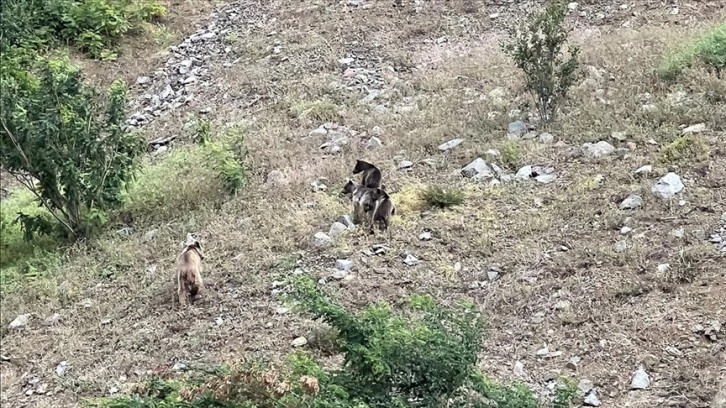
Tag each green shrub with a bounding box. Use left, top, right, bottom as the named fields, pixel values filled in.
left=501, top=0, right=580, bottom=123
left=657, top=23, right=726, bottom=81
left=96, top=276, right=580, bottom=408
left=0, top=56, right=146, bottom=239
left=0, top=0, right=166, bottom=59
left=202, top=127, right=248, bottom=195
left=421, top=185, right=464, bottom=209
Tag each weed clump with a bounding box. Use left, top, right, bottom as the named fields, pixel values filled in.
left=422, top=185, right=465, bottom=209
left=657, top=23, right=726, bottom=80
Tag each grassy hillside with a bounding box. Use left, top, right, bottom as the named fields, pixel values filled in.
left=1, top=0, right=725, bottom=407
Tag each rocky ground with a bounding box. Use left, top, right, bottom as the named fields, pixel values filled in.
left=1, top=0, right=725, bottom=407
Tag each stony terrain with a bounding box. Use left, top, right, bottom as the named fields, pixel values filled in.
left=1, top=0, right=725, bottom=407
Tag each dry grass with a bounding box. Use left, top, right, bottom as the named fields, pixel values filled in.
left=1, top=1, right=725, bottom=407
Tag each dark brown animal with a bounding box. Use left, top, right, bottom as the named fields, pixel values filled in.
left=352, top=159, right=382, bottom=189
left=369, top=188, right=396, bottom=239
left=177, top=235, right=205, bottom=307
left=341, top=179, right=377, bottom=225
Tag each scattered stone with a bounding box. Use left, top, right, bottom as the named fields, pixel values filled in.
left=312, top=232, right=332, bottom=248
left=331, top=270, right=349, bottom=280
left=136, top=76, right=151, bottom=85
left=515, top=165, right=533, bottom=180
left=461, top=158, right=494, bottom=179
left=335, top=259, right=354, bottom=271
left=682, top=123, right=706, bottom=134
left=536, top=346, right=550, bottom=356
left=337, top=215, right=355, bottom=228
left=578, top=379, right=594, bottom=395
left=8, top=314, right=29, bottom=329
left=584, top=390, right=602, bottom=407
left=419, top=231, right=432, bottom=241
left=514, top=361, right=525, bottom=377
left=619, top=194, right=643, bottom=210
left=507, top=120, right=527, bottom=138
left=522, top=131, right=539, bottom=140
left=172, top=361, right=187, bottom=371
left=566, top=356, right=581, bottom=370
left=291, top=337, right=308, bottom=348
left=630, top=367, right=651, bottom=390
left=620, top=226, right=633, bottom=235
left=328, top=222, right=348, bottom=238
left=634, top=165, right=652, bottom=175
left=338, top=57, right=354, bottom=67
left=438, top=138, right=463, bottom=151
left=539, top=132, right=554, bottom=143
left=611, top=131, right=627, bottom=141
left=403, top=253, right=420, bottom=266
left=366, top=136, right=383, bottom=149
left=535, top=174, right=557, bottom=184
left=56, top=361, right=70, bottom=377
left=652, top=172, right=684, bottom=199
left=568, top=2, right=579, bottom=11
left=309, top=126, right=328, bottom=138
left=371, top=125, right=384, bottom=136
left=613, top=240, right=627, bottom=253
left=398, top=160, right=413, bottom=170
left=582, top=141, right=615, bottom=158
left=142, top=229, right=158, bottom=243
left=671, top=228, right=685, bottom=238
left=43, top=313, right=60, bottom=326
left=215, top=316, right=224, bottom=326
left=554, top=300, right=571, bottom=310
left=276, top=307, right=289, bottom=315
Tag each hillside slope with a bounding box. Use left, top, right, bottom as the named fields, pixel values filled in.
left=1, top=1, right=725, bottom=407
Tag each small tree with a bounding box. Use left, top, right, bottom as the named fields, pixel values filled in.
left=501, top=0, right=580, bottom=123
left=0, top=56, right=146, bottom=239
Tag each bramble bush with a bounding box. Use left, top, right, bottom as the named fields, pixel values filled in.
left=94, top=276, right=577, bottom=408
left=501, top=0, right=580, bottom=124
left=0, top=0, right=166, bottom=59
left=0, top=56, right=146, bottom=239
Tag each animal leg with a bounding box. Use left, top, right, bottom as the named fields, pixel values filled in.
left=177, top=273, right=187, bottom=308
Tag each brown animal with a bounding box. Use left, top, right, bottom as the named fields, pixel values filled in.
left=369, top=188, right=396, bottom=239
left=177, top=234, right=205, bottom=307
left=351, top=159, right=382, bottom=189
left=341, top=179, right=377, bottom=226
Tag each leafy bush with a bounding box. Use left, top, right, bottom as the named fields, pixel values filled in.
left=0, top=0, right=166, bottom=59
left=202, top=127, right=248, bottom=195
left=0, top=56, right=146, bottom=239
left=421, top=185, right=464, bottom=209
left=96, top=276, right=578, bottom=407
left=501, top=0, right=580, bottom=123
left=656, top=23, right=726, bottom=81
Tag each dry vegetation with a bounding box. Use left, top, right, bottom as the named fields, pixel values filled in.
left=1, top=0, right=725, bottom=407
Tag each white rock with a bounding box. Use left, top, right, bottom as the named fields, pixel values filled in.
left=366, top=136, right=383, bottom=149
left=8, top=314, right=29, bottom=329
left=682, top=123, right=706, bottom=134
left=56, top=361, right=69, bottom=377
left=308, top=126, right=328, bottom=138
left=611, top=131, right=627, bottom=141
left=619, top=194, right=643, bottom=210
left=328, top=222, right=348, bottom=238
left=515, top=165, right=533, bottom=180
left=438, top=138, right=463, bottom=151
left=335, top=259, right=354, bottom=271
left=584, top=390, right=602, bottom=406
left=613, top=240, right=627, bottom=253
left=630, top=367, right=650, bottom=389
left=398, top=160, right=413, bottom=169
left=291, top=337, right=308, bottom=348
left=652, top=172, right=684, bottom=199
left=461, top=158, right=493, bottom=178
left=312, top=232, right=332, bottom=248
left=539, top=132, right=554, bottom=143
left=634, top=165, right=652, bottom=175
left=535, top=174, right=557, bottom=184
left=513, top=361, right=525, bottom=376
left=536, top=346, right=550, bottom=356
left=582, top=141, right=615, bottom=158
left=419, top=232, right=432, bottom=241
left=620, top=226, right=633, bottom=235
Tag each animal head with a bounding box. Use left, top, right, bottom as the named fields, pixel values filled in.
left=340, top=179, right=356, bottom=196
left=182, top=233, right=205, bottom=259
left=352, top=159, right=374, bottom=175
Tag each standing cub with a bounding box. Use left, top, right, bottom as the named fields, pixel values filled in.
left=341, top=179, right=377, bottom=225
left=177, top=234, right=205, bottom=307
left=352, top=159, right=382, bottom=189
